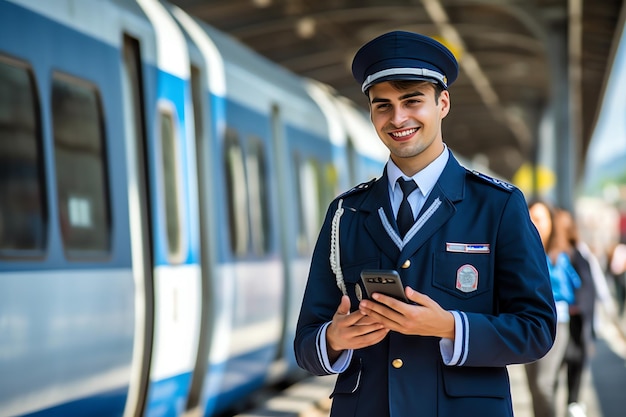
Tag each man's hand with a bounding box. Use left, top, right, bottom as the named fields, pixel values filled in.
left=358, top=286, right=455, bottom=340
left=326, top=295, right=389, bottom=362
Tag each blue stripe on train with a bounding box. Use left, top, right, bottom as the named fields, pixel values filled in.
left=145, top=372, right=192, bottom=417
left=15, top=343, right=276, bottom=417
left=21, top=387, right=128, bottom=417
left=204, top=344, right=278, bottom=416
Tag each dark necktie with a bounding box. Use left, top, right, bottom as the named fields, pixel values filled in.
left=397, top=178, right=418, bottom=238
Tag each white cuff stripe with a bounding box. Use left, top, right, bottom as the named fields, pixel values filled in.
left=316, top=324, right=333, bottom=374
left=459, top=311, right=470, bottom=365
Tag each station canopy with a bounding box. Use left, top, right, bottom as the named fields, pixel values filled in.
left=170, top=0, right=625, bottom=180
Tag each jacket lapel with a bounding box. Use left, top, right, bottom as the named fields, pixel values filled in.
left=398, top=153, right=467, bottom=262
left=397, top=183, right=455, bottom=260
left=361, top=171, right=402, bottom=261
left=359, top=154, right=467, bottom=263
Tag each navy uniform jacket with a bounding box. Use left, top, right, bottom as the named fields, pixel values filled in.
left=294, top=153, right=556, bottom=417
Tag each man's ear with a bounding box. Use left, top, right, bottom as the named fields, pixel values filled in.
left=440, top=90, right=451, bottom=118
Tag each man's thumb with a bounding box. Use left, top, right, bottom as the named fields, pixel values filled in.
left=337, top=295, right=351, bottom=315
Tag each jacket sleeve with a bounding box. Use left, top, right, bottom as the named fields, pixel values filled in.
left=293, top=199, right=348, bottom=375
left=462, top=189, right=557, bottom=367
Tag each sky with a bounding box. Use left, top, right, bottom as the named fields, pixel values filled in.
left=585, top=25, right=626, bottom=171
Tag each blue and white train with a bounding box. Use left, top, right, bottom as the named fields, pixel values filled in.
left=0, top=0, right=389, bottom=416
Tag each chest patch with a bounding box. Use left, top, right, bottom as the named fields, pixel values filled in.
left=456, top=264, right=478, bottom=293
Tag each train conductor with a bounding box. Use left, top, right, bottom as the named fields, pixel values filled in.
left=294, top=30, right=557, bottom=417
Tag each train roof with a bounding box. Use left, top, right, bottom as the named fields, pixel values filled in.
left=176, top=9, right=329, bottom=136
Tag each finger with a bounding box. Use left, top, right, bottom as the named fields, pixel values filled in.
left=371, top=292, right=405, bottom=310
left=405, top=286, right=433, bottom=306
left=336, top=295, right=352, bottom=315
left=360, top=293, right=407, bottom=319
left=354, top=315, right=381, bottom=326
left=352, top=327, right=389, bottom=348
left=359, top=299, right=404, bottom=328
left=352, top=322, right=386, bottom=336
left=335, top=296, right=371, bottom=327
left=359, top=298, right=391, bottom=316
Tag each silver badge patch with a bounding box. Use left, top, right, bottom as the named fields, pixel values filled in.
left=456, top=264, right=478, bottom=293
left=355, top=284, right=363, bottom=301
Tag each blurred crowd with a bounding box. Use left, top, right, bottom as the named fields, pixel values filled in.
left=523, top=198, right=626, bottom=417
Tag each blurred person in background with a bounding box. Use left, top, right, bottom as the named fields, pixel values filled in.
left=525, top=201, right=581, bottom=417
left=607, top=242, right=626, bottom=318
left=556, top=208, right=614, bottom=417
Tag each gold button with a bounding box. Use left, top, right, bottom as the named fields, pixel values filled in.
left=401, top=260, right=411, bottom=269
left=392, top=358, right=403, bottom=368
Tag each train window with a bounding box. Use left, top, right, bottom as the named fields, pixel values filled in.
left=246, top=137, right=270, bottom=255
left=158, top=105, right=184, bottom=264
left=295, top=155, right=322, bottom=254
left=224, top=129, right=249, bottom=256
left=51, top=74, right=111, bottom=258
left=0, top=58, right=47, bottom=256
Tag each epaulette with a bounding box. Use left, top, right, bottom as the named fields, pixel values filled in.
left=337, top=178, right=376, bottom=199
left=467, top=169, right=516, bottom=192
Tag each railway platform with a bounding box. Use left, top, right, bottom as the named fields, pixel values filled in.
left=233, top=311, right=626, bottom=417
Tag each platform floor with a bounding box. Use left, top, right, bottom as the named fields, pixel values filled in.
left=234, top=311, right=626, bottom=417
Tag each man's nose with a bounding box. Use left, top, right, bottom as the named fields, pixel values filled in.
left=390, top=106, right=409, bottom=126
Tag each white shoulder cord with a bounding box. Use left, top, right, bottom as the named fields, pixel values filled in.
left=330, top=199, right=347, bottom=296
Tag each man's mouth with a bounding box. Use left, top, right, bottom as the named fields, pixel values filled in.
left=389, top=128, right=418, bottom=139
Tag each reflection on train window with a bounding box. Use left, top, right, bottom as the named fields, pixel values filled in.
left=224, top=129, right=249, bottom=256
left=158, top=106, right=184, bottom=263
left=0, top=58, right=47, bottom=256
left=295, top=156, right=322, bottom=254
left=52, top=74, right=110, bottom=258
left=246, top=137, right=270, bottom=255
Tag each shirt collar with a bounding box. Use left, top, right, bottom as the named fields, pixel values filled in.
left=386, top=144, right=450, bottom=197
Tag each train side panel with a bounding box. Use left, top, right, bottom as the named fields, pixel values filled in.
left=0, top=1, right=135, bottom=415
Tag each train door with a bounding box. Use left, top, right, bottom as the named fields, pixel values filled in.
left=168, top=9, right=236, bottom=415
left=184, top=61, right=214, bottom=415
left=132, top=1, right=204, bottom=416
left=122, top=0, right=202, bottom=417
left=121, top=35, right=154, bottom=417
left=269, top=104, right=293, bottom=373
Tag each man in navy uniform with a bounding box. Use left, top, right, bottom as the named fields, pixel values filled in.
left=294, top=30, right=556, bottom=417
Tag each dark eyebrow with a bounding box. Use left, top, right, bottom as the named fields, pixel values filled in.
left=370, top=90, right=425, bottom=104
left=400, top=91, right=425, bottom=100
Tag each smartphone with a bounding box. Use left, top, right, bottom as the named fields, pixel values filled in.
left=359, top=269, right=408, bottom=303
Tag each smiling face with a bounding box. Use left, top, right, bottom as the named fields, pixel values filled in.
left=368, top=80, right=450, bottom=176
